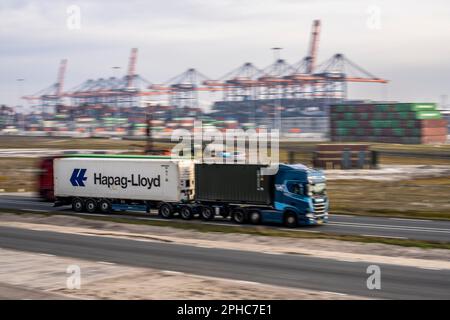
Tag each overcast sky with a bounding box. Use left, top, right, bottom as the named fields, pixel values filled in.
left=1, top=0, right=449, bottom=107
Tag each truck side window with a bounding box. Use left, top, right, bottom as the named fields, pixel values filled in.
left=286, top=182, right=303, bottom=195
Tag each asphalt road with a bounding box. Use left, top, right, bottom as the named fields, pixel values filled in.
left=0, top=225, right=449, bottom=299
left=0, top=194, right=449, bottom=242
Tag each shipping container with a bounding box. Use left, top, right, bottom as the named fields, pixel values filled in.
left=54, top=157, right=195, bottom=202
left=195, top=164, right=273, bottom=205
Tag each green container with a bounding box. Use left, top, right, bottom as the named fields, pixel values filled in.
left=344, top=113, right=356, bottom=120
left=335, top=105, right=348, bottom=113
left=336, top=120, right=359, bottom=128
left=395, top=103, right=436, bottom=112
left=370, top=120, right=390, bottom=128
left=414, top=110, right=442, bottom=120
left=359, top=113, right=369, bottom=120
left=393, top=128, right=405, bottom=136
left=374, top=104, right=394, bottom=112
left=335, top=128, right=349, bottom=135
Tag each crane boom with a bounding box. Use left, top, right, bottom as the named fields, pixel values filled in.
left=127, top=48, right=138, bottom=88
left=307, top=19, right=321, bottom=74
left=56, top=59, right=67, bottom=96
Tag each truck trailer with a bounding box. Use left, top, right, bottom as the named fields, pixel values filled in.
left=51, top=155, right=329, bottom=227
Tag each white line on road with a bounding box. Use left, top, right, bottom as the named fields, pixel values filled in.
left=389, top=218, right=431, bottom=222
left=362, top=234, right=408, bottom=239
left=320, top=291, right=348, bottom=296
left=162, top=270, right=184, bottom=276
left=231, top=280, right=262, bottom=286
left=97, top=261, right=116, bottom=265
left=38, top=253, right=55, bottom=257
left=419, top=266, right=443, bottom=271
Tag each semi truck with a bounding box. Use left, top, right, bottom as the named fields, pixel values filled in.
left=43, top=154, right=329, bottom=227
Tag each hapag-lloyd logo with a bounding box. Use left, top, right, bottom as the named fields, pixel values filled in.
left=69, top=168, right=160, bottom=190
left=70, top=169, right=87, bottom=187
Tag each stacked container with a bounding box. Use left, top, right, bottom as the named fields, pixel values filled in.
left=330, top=103, right=448, bottom=144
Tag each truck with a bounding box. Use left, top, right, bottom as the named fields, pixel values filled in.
left=46, top=154, right=328, bottom=227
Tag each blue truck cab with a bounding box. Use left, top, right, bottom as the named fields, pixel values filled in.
left=271, top=164, right=328, bottom=226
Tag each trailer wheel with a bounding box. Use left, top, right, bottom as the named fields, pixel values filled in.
left=180, top=206, right=193, bottom=220
left=284, top=211, right=297, bottom=228
left=99, top=199, right=112, bottom=214
left=72, top=198, right=84, bottom=213
left=200, top=206, right=214, bottom=220
left=249, top=210, right=262, bottom=225
left=159, top=203, right=173, bottom=219
left=85, top=198, right=97, bottom=213
left=232, top=209, right=247, bottom=224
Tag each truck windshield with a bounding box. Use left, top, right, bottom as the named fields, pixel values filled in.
left=309, top=182, right=326, bottom=196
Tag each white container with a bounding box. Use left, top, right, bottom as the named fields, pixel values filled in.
left=54, top=157, right=194, bottom=202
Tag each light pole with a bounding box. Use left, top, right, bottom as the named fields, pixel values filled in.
left=16, top=78, right=25, bottom=130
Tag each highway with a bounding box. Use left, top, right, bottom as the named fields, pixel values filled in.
left=0, top=225, right=449, bottom=299
left=0, top=194, right=449, bottom=242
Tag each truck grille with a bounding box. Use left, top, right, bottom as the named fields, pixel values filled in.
left=313, top=201, right=326, bottom=214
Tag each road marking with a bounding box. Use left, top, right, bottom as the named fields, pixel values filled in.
left=97, top=261, right=115, bottom=265
left=419, top=266, right=443, bottom=271
left=362, top=234, right=407, bottom=239
left=389, top=218, right=431, bottom=222
left=162, top=270, right=184, bottom=276
left=38, top=253, right=55, bottom=257
left=231, top=280, right=262, bottom=286
left=262, top=251, right=284, bottom=255
left=280, top=228, right=319, bottom=233
left=320, top=291, right=348, bottom=296
left=334, top=214, right=354, bottom=218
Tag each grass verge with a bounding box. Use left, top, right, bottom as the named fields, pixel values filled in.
left=1, top=208, right=449, bottom=250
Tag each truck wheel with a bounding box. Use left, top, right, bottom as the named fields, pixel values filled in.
left=72, top=198, right=84, bottom=213
left=200, top=206, right=214, bottom=220
left=249, top=210, right=261, bottom=225
left=99, top=199, right=112, bottom=214
left=180, top=206, right=193, bottom=220
left=284, top=212, right=297, bottom=228
left=85, top=199, right=97, bottom=213
left=232, top=209, right=247, bottom=224
left=159, top=203, right=173, bottom=219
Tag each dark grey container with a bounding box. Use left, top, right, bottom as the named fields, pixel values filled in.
left=195, top=164, right=274, bottom=205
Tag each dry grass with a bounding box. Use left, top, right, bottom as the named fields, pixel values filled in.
left=0, top=157, right=38, bottom=191
left=328, top=176, right=450, bottom=219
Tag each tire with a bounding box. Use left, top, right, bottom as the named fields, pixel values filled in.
left=158, top=203, right=173, bottom=219
left=99, top=199, right=112, bottom=214
left=249, top=210, right=262, bottom=225
left=200, top=206, right=214, bottom=220
left=180, top=206, right=194, bottom=220
left=72, top=198, right=84, bottom=213
left=284, top=211, right=297, bottom=228
left=85, top=198, right=97, bottom=213
left=232, top=209, right=247, bottom=224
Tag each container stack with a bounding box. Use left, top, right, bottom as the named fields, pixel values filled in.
left=330, top=103, right=448, bottom=144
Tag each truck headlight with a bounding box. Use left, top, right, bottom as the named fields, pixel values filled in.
left=306, top=213, right=314, bottom=218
